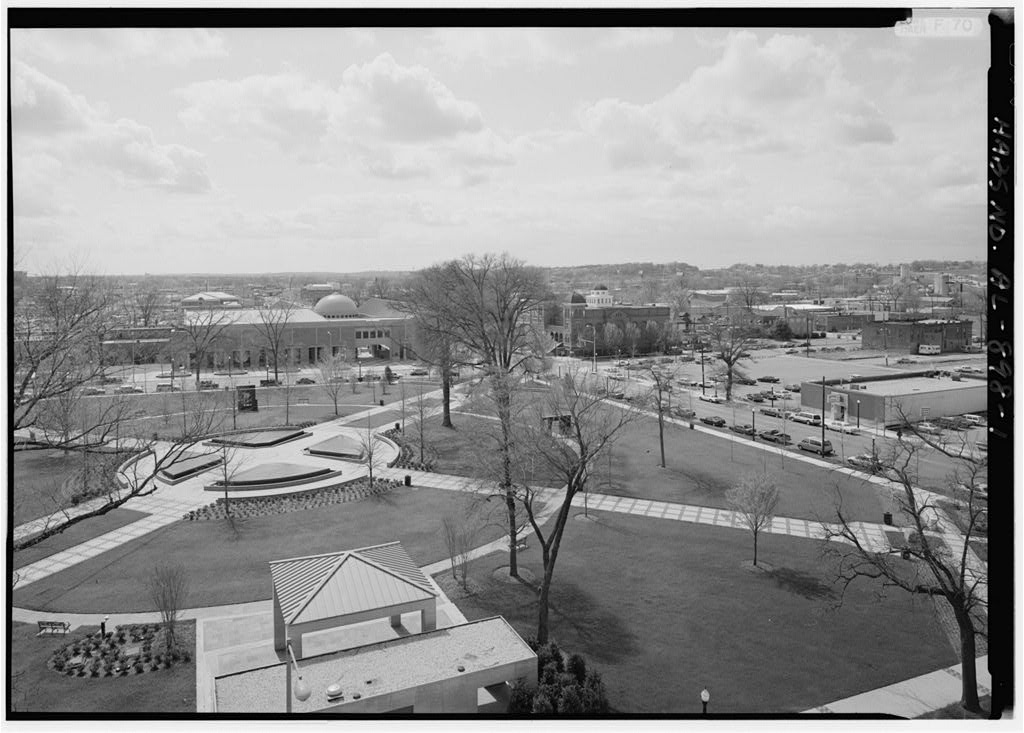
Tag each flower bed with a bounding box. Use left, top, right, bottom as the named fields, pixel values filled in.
left=48, top=623, right=191, bottom=678
left=382, top=428, right=435, bottom=472
left=183, top=477, right=400, bottom=521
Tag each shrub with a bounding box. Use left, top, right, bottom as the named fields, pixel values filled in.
left=567, top=653, right=587, bottom=684
left=557, top=685, right=585, bottom=715
left=531, top=693, right=554, bottom=715
left=508, top=680, right=534, bottom=713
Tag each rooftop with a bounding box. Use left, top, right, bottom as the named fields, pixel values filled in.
left=214, top=617, right=536, bottom=713
left=844, top=377, right=982, bottom=397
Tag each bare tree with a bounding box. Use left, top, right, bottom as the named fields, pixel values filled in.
left=316, top=352, right=350, bottom=416
left=177, top=307, right=234, bottom=390
left=15, top=391, right=226, bottom=553
left=645, top=365, right=677, bottom=468
left=359, top=417, right=385, bottom=489
left=252, top=294, right=298, bottom=384
left=725, top=471, right=780, bottom=567
left=395, top=279, right=458, bottom=428
left=148, top=563, right=190, bottom=653
left=128, top=288, right=163, bottom=328
left=623, top=322, right=641, bottom=358
left=512, top=370, right=640, bottom=643
left=441, top=510, right=481, bottom=591
left=371, top=276, right=392, bottom=300
left=821, top=412, right=988, bottom=712
left=706, top=321, right=755, bottom=401
left=13, top=267, right=112, bottom=433
left=603, top=322, right=623, bottom=358
left=732, top=280, right=766, bottom=314
left=411, top=382, right=430, bottom=464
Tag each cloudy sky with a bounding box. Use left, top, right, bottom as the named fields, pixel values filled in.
left=12, top=20, right=990, bottom=276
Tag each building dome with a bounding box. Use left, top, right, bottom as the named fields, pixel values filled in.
left=570, top=292, right=586, bottom=304
left=314, top=293, right=359, bottom=318
left=593, top=284, right=608, bottom=291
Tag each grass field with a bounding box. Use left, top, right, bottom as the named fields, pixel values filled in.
left=13, top=487, right=501, bottom=613
left=443, top=510, right=956, bottom=714
left=12, top=449, right=91, bottom=525
left=14, top=508, right=150, bottom=570
left=8, top=621, right=196, bottom=714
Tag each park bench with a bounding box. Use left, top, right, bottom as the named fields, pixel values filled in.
left=37, top=620, right=71, bottom=636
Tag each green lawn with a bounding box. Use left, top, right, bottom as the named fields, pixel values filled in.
left=13, top=487, right=501, bottom=613
left=12, top=449, right=90, bottom=525
left=14, top=508, right=150, bottom=570
left=8, top=621, right=196, bottom=714
left=444, top=510, right=956, bottom=714
left=585, top=412, right=886, bottom=522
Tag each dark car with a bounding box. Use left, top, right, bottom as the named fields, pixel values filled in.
left=758, top=430, right=792, bottom=445
left=82, top=386, right=106, bottom=396
left=409, top=368, right=429, bottom=376
left=757, top=376, right=780, bottom=383
left=99, top=376, right=123, bottom=385
left=730, top=423, right=755, bottom=436
left=673, top=407, right=697, bottom=420
left=294, top=377, right=314, bottom=385
left=759, top=406, right=784, bottom=417
left=746, top=394, right=764, bottom=403
left=115, top=385, right=144, bottom=394
left=784, top=384, right=801, bottom=392
left=700, top=415, right=726, bottom=427
left=260, top=379, right=281, bottom=387
left=735, top=377, right=758, bottom=386
left=785, top=349, right=800, bottom=354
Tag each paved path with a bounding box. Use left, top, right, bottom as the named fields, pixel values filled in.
left=805, top=655, right=991, bottom=717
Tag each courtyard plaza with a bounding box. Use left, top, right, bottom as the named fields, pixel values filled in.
left=10, top=380, right=988, bottom=715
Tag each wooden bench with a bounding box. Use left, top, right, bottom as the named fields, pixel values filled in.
left=37, top=620, right=71, bottom=636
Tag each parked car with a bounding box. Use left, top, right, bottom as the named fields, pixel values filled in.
left=673, top=407, right=697, bottom=420
left=698, top=394, right=724, bottom=404
left=791, top=411, right=822, bottom=426
left=782, top=342, right=798, bottom=348
left=962, top=414, right=985, bottom=426
left=746, top=394, right=764, bottom=403
left=916, top=422, right=943, bottom=436
left=260, top=379, right=281, bottom=387
left=616, top=360, right=630, bottom=366
left=154, top=384, right=180, bottom=393
left=700, top=415, right=726, bottom=427
left=785, top=349, right=800, bottom=354
left=296, top=377, right=316, bottom=385
left=115, top=385, right=144, bottom=394
left=99, top=376, right=123, bottom=385
left=896, top=357, right=917, bottom=365
left=409, top=368, right=429, bottom=376
left=798, top=437, right=834, bottom=455
left=609, top=391, right=626, bottom=400
left=757, top=375, right=780, bottom=383
left=847, top=454, right=884, bottom=472
left=826, top=420, right=860, bottom=435
left=759, top=407, right=784, bottom=418
left=758, top=430, right=792, bottom=445
left=81, top=387, right=106, bottom=396
left=198, top=380, right=219, bottom=391
left=735, top=377, right=758, bottom=386
left=730, top=423, right=756, bottom=436
left=678, top=356, right=695, bottom=363
left=935, top=416, right=970, bottom=431
left=785, top=384, right=801, bottom=392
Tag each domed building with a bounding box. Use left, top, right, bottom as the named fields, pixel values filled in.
left=314, top=293, right=361, bottom=319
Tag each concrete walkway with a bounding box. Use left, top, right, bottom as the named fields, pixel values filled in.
left=805, top=655, right=991, bottom=717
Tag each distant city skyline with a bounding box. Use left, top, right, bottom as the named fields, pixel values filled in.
left=12, top=20, right=989, bottom=276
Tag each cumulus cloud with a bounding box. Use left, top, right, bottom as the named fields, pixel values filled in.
left=12, top=28, right=227, bottom=66
left=602, top=28, right=675, bottom=49
left=335, top=53, right=484, bottom=141
left=581, top=31, right=895, bottom=170
left=179, top=53, right=522, bottom=182
left=425, top=29, right=576, bottom=69
left=12, top=62, right=211, bottom=193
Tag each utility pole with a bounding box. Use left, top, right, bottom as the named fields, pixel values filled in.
left=821, top=375, right=827, bottom=451
left=700, top=342, right=706, bottom=395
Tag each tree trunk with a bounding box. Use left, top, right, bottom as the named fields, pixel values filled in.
left=753, top=531, right=758, bottom=566
left=953, top=604, right=982, bottom=712
left=658, top=410, right=666, bottom=468
left=537, top=567, right=552, bottom=645
left=442, top=374, right=453, bottom=428
left=506, top=491, right=519, bottom=578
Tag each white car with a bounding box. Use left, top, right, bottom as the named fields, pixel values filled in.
left=826, top=420, right=860, bottom=435
left=698, top=394, right=724, bottom=404
left=916, top=422, right=943, bottom=436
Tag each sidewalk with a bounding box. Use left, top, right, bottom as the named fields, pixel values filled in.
left=805, top=655, right=991, bottom=716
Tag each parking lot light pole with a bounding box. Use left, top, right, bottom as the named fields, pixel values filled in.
left=700, top=343, right=706, bottom=395
left=856, top=399, right=861, bottom=429
left=751, top=409, right=756, bottom=440
left=821, top=376, right=827, bottom=453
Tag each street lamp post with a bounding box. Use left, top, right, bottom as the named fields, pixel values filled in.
left=751, top=409, right=756, bottom=441
left=700, top=343, right=706, bottom=396
left=856, top=399, right=861, bottom=429
left=584, top=324, right=597, bottom=373
left=700, top=687, right=710, bottom=714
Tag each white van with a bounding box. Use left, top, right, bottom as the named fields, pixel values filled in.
left=792, top=411, right=822, bottom=425
left=919, top=344, right=941, bottom=355
left=962, top=414, right=984, bottom=426
left=798, top=437, right=834, bottom=455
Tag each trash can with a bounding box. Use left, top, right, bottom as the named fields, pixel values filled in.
left=689, top=421, right=695, bottom=430
left=404, top=475, right=412, bottom=487
left=883, top=512, right=893, bottom=525
left=379, top=399, right=384, bottom=407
